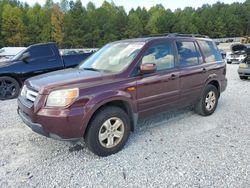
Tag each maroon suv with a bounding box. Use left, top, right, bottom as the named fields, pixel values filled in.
left=18, top=34, right=227, bottom=156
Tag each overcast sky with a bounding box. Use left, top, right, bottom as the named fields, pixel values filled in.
left=20, top=0, right=245, bottom=11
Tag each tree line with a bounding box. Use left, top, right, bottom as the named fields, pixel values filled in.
left=0, top=0, right=250, bottom=48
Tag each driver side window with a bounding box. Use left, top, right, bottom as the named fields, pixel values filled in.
left=142, top=42, right=175, bottom=71
left=29, top=46, right=54, bottom=59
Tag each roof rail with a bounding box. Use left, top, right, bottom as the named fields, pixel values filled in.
left=142, top=33, right=209, bottom=39
left=143, top=33, right=170, bottom=38
left=168, top=33, right=209, bottom=38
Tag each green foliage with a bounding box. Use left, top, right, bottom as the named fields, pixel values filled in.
left=1, top=4, right=25, bottom=46
left=51, top=4, right=64, bottom=46
left=0, top=0, right=249, bottom=48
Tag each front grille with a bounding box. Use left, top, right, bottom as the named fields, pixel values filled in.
left=26, top=89, right=38, bottom=102
left=231, top=55, right=239, bottom=58
left=21, top=85, right=39, bottom=103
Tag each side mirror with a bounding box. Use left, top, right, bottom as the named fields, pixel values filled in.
left=20, top=52, right=31, bottom=62
left=140, top=63, right=157, bottom=74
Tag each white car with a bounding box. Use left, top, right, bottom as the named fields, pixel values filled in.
left=225, top=44, right=247, bottom=64
left=226, top=52, right=246, bottom=64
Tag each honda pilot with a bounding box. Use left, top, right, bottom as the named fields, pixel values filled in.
left=18, top=34, right=227, bottom=156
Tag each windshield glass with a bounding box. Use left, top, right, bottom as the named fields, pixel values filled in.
left=78, top=42, right=145, bottom=73
left=12, top=49, right=27, bottom=60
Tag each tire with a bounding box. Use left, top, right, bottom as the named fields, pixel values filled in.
left=0, top=76, right=20, bottom=100
left=85, top=106, right=131, bottom=156
left=195, top=84, right=219, bottom=116
left=240, top=76, right=248, bottom=80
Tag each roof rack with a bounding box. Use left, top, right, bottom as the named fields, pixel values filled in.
left=143, top=33, right=170, bottom=37
left=168, top=33, right=209, bottom=38
left=143, top=33, right=209, bottom=39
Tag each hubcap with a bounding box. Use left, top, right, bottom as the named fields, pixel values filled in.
left=98, top=117, right=125, bottom=149
left=205, top=91, right=216, bottom=111
left=0, top=79, right=17, bottom=99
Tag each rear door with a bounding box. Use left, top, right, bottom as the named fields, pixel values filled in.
left=21, top=44, right=64, bottom=80
left=175, top=39, right=206, bottom=106
left=197, top=39, right=225, bottom=86
left=136, top=40, right=180, bottom=115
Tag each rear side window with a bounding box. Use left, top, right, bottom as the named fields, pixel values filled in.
left=29, top=45, right=54, bottom=59
left=198, top=40, right=222, bottom=63
left=176, top=41, right=202, bottom=67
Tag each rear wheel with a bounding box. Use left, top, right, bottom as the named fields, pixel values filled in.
left=85, top=106, right=131, bottom=156
left=0, top=76, right=20, bottom=100
left=195, top=84, right=219, bottom=116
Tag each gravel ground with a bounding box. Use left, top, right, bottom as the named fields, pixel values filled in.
left=0, top=64, right=250, bottom=188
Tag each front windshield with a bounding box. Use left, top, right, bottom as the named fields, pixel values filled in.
left=78, top=42, right=145, bottom=73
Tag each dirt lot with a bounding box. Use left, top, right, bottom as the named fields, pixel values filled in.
left=0, top=64, right=250, bottom=187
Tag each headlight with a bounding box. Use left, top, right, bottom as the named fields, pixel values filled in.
left=46, top=88, right=79, bottom=107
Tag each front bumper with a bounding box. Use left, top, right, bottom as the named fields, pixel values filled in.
left=18, top=97, right=86, bottom=141
left=18, top=108, right=49, bottom=137
left=238, top=68, right=250, bottom=77
left=18, top=108, right=81, bottom=141
left=226, top=57, right=245, bottom=63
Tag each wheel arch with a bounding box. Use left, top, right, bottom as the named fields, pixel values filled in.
left=203, top=73, right=221, bottom=96
left=83, top=97, right=138, bottom=138
left=207, top=80, right=220, bottom=94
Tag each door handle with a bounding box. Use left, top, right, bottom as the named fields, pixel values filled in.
left=170, top=74, right=179, bottom=80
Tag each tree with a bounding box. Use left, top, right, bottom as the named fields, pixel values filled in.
left=125, top=13, right=143, bottom=38
left=60, top=0, right=69, bottom=13
left=40, top=0, right=53, bottom=42
left=172, top=7, right=198, bottom=34
left=25, top=3, right=43, bottom=44
left=51, top=4, right=64, bottom=46
left=1, top=4, right=25, bottom=46
left=0, top=0, right=248, bottom=48
left=63, top=0, right=87, bottom=47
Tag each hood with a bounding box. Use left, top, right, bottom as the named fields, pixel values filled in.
left=231, top=44, right=246, bottom=53
left=26, top=68, right=114, bottom=94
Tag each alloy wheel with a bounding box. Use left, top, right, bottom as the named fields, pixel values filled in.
left=205, top=91, right=216, bottom=111
left=98, top=117, right=125, bottom=149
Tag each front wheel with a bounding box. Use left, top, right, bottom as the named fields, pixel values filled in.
left=195, top=85, right=219, bottom=116
left=85, top=106, right=131, bottom=156
left=0, top=76, right=20, bottom=100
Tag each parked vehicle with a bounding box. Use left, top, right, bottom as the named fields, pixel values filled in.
left=225, top=38, right=234, bottom=43
left=60, top=48, right=98, bottom=56
left=238, top=48, right=250, bottom=79
left=0, top=47, right=26, bottom=61
left=225, top=43, right=248, bottom=64
left=18, top=34, right=227, bottom=156
left=0, top=42, right=93, bottom=100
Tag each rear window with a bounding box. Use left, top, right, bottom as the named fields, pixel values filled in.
left=198, top=40, right=222, bottom=63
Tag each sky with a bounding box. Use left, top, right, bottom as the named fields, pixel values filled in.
left=21, top=0, right=246, bottom=11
